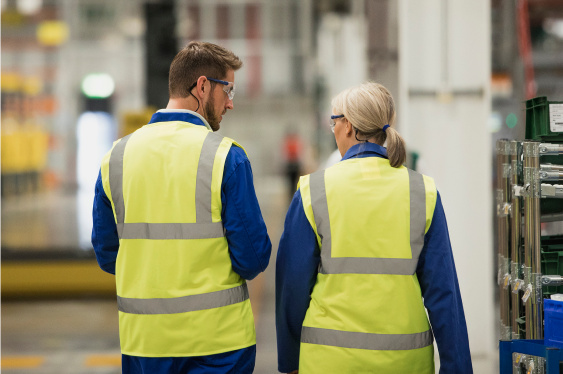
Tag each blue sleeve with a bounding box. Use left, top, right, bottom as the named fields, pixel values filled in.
left=222, top=146, right=272, bottom=280
left=416, top=192, right=473, bottom=374
left=91, top=170, right=119, bottom=275
left=275, top=190, right=320, bottom=373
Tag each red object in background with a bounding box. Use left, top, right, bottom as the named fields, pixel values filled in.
left=283, top=133, right=302, bottom=162
left=246, top=4, right=262, bottom=97
left=216, top=5, right=230, bottom=40
left=517, top=0, right=537, bottom=100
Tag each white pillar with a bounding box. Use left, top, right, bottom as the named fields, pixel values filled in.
left=399, top=0, right=494, bottom=360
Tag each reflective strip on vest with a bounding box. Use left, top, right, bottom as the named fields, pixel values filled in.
left=310, top=168, right=426, bottom=275
left=196, top=132, right=224, bottom=223
left=109, top=133, right=133, bottom=228
left=109, top=131, right=226, bottom=240
left=301, top=326, right=433, bottom=351
left=117, top=222, right=224, bottom=240
left=117, top=283, right=249, bottom=315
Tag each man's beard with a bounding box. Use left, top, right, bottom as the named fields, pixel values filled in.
left=204, top=95, right=221, bottom=131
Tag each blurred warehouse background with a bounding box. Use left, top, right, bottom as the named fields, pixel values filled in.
left=1, top=0, right=563, bottom=373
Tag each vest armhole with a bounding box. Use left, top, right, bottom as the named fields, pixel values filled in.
left=210, top=136, right=236, bottom=222
left=231, top=140, right=248, bottom=158
left=101, top=144, right=118, bottom=223
left=299, top=174, right=322, bottom=247
left=422, top=175, right=438, bottom=234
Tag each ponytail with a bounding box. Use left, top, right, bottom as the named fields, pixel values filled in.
left=384, top=127, right=406, bottom=168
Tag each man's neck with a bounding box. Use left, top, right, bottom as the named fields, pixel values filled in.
left=166, top=97, right=199, bottom=112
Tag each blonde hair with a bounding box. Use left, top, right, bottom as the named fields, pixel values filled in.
left=331, top=82, right=406, bottom=168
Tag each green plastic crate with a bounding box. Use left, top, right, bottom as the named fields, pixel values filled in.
left=525, top=96, right=563, bottom=142
left=542, top=236, right=563, bottom=250
left=542, top=250, right=563, bottom=296
left=524, top=97, right=563, bottom=213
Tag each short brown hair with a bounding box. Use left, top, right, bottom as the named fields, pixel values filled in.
left=168, top=41, right=243, bottom=99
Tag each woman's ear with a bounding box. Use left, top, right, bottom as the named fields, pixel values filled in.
left=344, top=119, right=354, bottom=136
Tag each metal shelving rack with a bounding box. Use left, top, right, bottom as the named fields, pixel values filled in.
left=497, top=139, right=563, bottom=374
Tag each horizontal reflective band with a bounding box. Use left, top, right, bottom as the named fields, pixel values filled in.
left=319, top=257, right=419, bottom=275
left=301, top=326, right=433, bottom=351
left=117, top=222, right=225, bottom=240
left=117, top=283, right=249, bottom=315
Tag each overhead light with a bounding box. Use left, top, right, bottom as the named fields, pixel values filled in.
left=17, top=0, right=42, bottom=15
left=544, top=18, right=563, bottom=39
left=81, top=73, right=115, bottom=99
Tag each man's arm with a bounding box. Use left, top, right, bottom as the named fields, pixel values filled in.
left=276, top=190, right=320, bottom=373
left=221, top=146, right=272, bottom=280
left=91, top=171, right=119, bottom=275
left=416, top=192, right=473, bottom=373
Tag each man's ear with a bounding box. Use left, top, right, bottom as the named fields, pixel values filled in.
left=195, top=76, right=208, bottom=98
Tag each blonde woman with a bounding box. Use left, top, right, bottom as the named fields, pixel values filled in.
left=276, top=82, right=472, bottom=373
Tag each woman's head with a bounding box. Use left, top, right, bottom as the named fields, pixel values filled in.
left=331, top=82, right=406, bottom=168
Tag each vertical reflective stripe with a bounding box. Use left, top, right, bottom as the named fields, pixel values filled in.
left=301, top=326, right=433, bottom=351
left=196, top=132, right=224, bottom=223
left=310, top=166, right=428, bottom=275
left=309, top=170, right=331, bottom=273
left=408, top=169, right=426, bottom=260
left=109, top=134, right=133, bottom=238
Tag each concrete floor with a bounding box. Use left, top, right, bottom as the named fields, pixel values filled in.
left=1, top=175, right=285, bottom=374
left=1, top=281, right=279, bottom=374
left=1, top=175, right=498, bottom=373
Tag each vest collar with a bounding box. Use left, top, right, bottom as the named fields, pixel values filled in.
left=149, top=110, right=212, bottom=130
left=341, top=142, right=388, bottom=161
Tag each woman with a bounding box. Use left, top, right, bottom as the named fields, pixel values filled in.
left=275, top=82, right=472, bottom=373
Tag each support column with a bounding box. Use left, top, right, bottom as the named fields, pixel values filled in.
left=398, top=0, right=493, bottom=356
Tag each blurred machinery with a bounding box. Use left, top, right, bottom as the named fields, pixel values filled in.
left=1, top=4, right=69, bottom=196
left=1, top=72, right=53, bottom=196
left=497, top=96, right=563, bottom=373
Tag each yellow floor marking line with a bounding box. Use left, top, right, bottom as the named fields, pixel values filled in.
left=1, top=356, right=45, bottom=368
left=84, top=354, right=121, bottom=367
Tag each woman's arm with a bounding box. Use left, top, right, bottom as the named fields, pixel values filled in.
left=276, top=190, right=320, bottom=373
left=416, top=192, right=473, bottom=373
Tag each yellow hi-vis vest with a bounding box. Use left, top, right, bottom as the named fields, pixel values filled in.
left=100, top=120, right=256, bottom=357
left=298, top=156, right=437, bottom=374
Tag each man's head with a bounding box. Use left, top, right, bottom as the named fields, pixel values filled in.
left=168, top=42, right=242, bottom=131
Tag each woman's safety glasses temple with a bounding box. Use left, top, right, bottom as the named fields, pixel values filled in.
left=330, top=114, right=344, bottom=133
left=206, top=77, right=236, bottom=100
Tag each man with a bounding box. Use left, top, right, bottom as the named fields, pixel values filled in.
left=92, top=41, right=272, bottom=373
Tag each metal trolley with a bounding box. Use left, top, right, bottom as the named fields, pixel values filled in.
left=497, top=139, right=563, bottom=374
